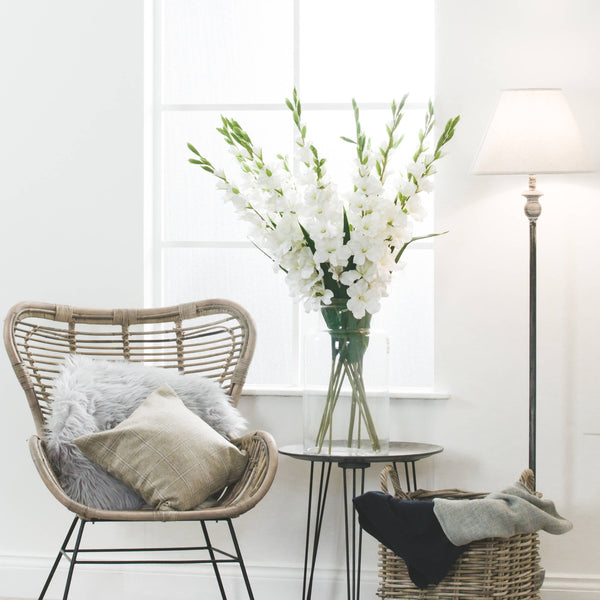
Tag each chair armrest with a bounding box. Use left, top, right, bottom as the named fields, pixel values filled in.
left=221, top=430, right=279, bottom=516
left=28, top=430, right=279, bottom=522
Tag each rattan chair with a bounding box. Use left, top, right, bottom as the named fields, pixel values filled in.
left=4, top=299, right=278, bottom=600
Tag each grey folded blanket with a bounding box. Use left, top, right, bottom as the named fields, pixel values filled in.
left=433, top=480, right=573, bottom=546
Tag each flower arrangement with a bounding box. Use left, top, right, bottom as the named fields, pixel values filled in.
left=189, top=90, right=458, bottom=319
left=189, top=90, right=459, bottom=452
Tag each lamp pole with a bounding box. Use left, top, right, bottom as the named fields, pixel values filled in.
left=523, top=174, right=542, bottom=478
left=474, top=89, right=591, bottom=483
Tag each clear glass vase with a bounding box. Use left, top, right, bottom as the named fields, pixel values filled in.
left=303, top=301, right=390, bottom=455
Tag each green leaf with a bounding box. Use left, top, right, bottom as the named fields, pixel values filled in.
left=299, top=222, right=316, bottom=254
left=393, top=134, right=405, bottom=148
left=343, top=208, right=351, bottom=244
left=187, top=143, right=201, bottom=157
left=395, top=231, right=449, bottom=263
left=320, top=265, right=343, bottom=300
left=251, top=240, right=288, bottom=274
left=340, top=136, right=356, bottom=145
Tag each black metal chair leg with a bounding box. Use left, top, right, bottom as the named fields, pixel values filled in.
left=38, top=516, right=257, bottom=600
left=226, top=519, right=254, bottom=600
left=200, top=521, right=228, bottom=600
left=38, top=516, right=79, bottom=600
left=62, top=518, right=86, bottom=600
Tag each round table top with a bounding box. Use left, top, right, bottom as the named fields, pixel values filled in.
left=279, top=441, right=443, bottom=465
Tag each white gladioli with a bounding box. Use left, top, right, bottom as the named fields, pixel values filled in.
left=340, top=270, right=360, bottom=286
left=399, top=179, right=417, bottom=198
left=406, top=161, right=426, bottom=178
left=366, top=242, right=385, bottom=264
left=406, top=194, right=427, bottom=221
left=190, top=94, right=457, bottom=319
left=418, top=178, right=434, bottom=193
left=347, top=279, right=381, bottom=319
left=353, top=174, right=382, bottom=197
left=295, top=144, right=313, bottom=165
left=347, top=233, right=371, bottom=266
left=354, top=211, right=385, bottom=238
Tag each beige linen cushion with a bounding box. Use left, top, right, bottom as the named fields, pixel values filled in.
left=74, top=383, right=248, bottom=511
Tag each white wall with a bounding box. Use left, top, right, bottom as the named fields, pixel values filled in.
left=1, top=1, right=599, bottom=599
left=434, top=0, right=600, bottom=596
left=0, top=0, right=146, bottom=590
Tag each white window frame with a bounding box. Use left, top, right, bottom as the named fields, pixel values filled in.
left=144, top=0, right=449, bottom=400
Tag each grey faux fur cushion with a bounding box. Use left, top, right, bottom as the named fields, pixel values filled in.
left=45, top=355, right=246, bottom=511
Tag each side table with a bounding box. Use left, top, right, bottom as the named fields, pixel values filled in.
left=279, top=442, right=443, bottom=600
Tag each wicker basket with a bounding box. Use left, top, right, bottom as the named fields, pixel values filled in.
left=377, top=466, right=544, bottom=600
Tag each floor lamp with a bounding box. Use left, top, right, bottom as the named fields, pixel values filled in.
left=472, top=88, right=591, bottom=480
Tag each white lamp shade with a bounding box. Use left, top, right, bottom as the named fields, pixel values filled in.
left=473, top=88, right=592, bottom=175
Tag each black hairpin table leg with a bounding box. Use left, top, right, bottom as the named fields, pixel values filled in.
left=341, top=463, right=367, bottom=600
left=302, top=461, right=333, bottom=600
left=279, top=442, right=444, bottom=600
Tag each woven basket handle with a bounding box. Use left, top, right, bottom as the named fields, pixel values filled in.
left=381, top=466, right=540, bottom=500
left=519, top=468, right=542, bottom=497
left=380, top=464, right=410, bottom=500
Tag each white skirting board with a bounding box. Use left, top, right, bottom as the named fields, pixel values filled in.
left=0, top=556, right=598, bottom=600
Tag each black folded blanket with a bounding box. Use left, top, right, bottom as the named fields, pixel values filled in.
left=353, top=491, right=467, bottom=589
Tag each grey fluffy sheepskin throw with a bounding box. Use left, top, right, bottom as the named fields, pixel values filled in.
left=45, top=355, right=247, bottom=511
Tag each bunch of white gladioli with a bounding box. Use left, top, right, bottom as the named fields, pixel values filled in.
left=189, top=90, right=459, bottom=320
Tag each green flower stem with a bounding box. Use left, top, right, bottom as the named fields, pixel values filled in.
left=347, top=378, right=358, bottom=445
left=345, top=359, right=380, bottom=450
left=315, top=331, right=381, bottom=453
left=316, top=353, right=345, bottom=452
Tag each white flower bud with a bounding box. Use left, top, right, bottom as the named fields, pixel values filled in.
left=406, top=161, right=426, bottom=179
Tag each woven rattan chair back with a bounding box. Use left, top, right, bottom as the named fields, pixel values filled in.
left=4, top=299, right=256, bottom=439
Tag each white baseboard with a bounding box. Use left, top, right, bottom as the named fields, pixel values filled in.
left=541, top=574, right=600, bottom=599
left=1, top=555, right=598, bottom=600
left=0, top=555, right=377, bottom=600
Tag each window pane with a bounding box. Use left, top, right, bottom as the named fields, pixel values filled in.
left=156, top=0, right=436, bottom=390
left=162, top=247, right=295, bottom=386
left=378, top=247, right=434, bottom=388
left=299, top=0, right=434, bottom=104
left=162, top=109, right=293, bottom=242
left=162, top=0, right=294, bottom=104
